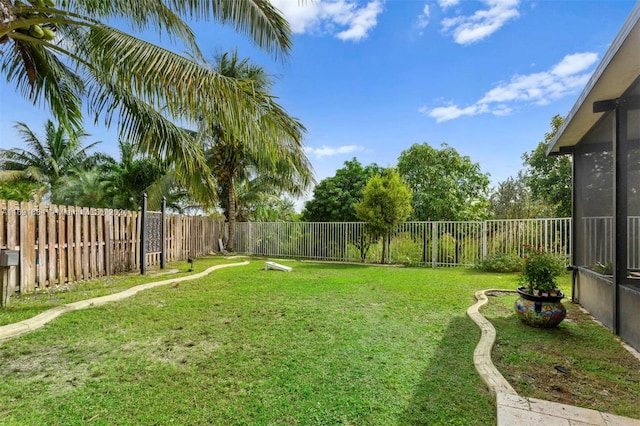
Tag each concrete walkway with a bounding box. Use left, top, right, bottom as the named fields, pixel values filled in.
left=0, top=260, right=249, bottom=343
left=468, top=289, right=640, bottom=426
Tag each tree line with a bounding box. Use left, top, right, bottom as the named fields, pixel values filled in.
left=0, top=0, right=571, bottom=255
left=302, top=114, right=572, bottom=223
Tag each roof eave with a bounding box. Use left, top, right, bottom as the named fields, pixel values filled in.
left=547, top=3, right=640, bottom=155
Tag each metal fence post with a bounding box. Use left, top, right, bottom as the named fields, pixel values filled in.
left=431, top=222, right=438, bottom=267
left=545, top=218, right=549, bottom=251
left=482, top=221, right=488, bottom=261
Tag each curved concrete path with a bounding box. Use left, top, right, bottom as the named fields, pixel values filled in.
left=468, top=289, right=640, bottom=426
left=0, top=260, right=249, bottom=343
left=467, top=288, right=518, bottom=396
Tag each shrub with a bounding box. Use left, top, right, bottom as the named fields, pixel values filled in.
left=520, top=245, right=565, bottom=294
left=475, top=253, right=525, bottom=273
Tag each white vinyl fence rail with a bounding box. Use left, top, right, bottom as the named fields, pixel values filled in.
left=233, top=218, right=572, bottom=266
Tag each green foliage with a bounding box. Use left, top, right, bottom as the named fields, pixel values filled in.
left=102, top=141, right=169, bottom=210
left=0, top=178, right=43, bottom=202
left=0, top=120, right=106, bottom=203
left=475, top=253, right=525, bottom=273
left=355, top=169, right=412, bottom=263
left=520, top=245, right=565, bottom=293
left=44, top=139, right=174, bottom=210
left=355, top=169, right=413, bottom=238
left=242, top=196, right=298, bottom=222
left=488, top=173, right=555, bottom=219
left=522, top=115, right=572, bottom=217
left=592, top=262, right=613, bottom=275
left=2, top=0, right=297, bottom=214
left=397, top=143, right=490, bottom=221
left=302, top=158, right=383, bottom=222
left=200, top=51, right=312, bottom=249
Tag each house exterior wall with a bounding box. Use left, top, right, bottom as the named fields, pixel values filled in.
left=575, top=269, right=614, bottom=330
left=619, top=285, right=640, bottom=351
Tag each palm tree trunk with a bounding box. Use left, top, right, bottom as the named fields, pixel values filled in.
left=227, top=177, right=235, bottom=252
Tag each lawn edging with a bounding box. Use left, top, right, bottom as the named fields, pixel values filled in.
left=466, top=288, right=518, bottom=396
left=0, top=260, right=249, bottom=343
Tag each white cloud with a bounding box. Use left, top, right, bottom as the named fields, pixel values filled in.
left=270, top=0, right=383, bottom=42
left=417, top=4, right=430, bottom=30
left=428, top=104, right=488, bottom=122
left=438, top=0, right=460, bottom=9
left=305, top=145, right=364, bottom=158
left=550, top=52, right=599, bottom=77
left=441, top=0, right=520, bottom=45
left=422, top=52, right=599, bottom=122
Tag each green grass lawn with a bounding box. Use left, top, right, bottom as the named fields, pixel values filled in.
left=3, top=258, right=637, bottom=425
left=0, top=256, right=245, bottom=326
left=482, top=282, right=640, bottom=419
left=0, top=258, right=505, bottom=425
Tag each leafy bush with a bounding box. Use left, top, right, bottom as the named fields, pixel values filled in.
left=520, top=245, right=565, bottom=293
left=475, top=253, right=525, bottom=273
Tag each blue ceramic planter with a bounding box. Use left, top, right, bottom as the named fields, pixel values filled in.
left=514, top=287, right=566, bottom=328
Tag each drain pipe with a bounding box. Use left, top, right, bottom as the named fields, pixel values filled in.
left=566, top=265, right=577, bottom=302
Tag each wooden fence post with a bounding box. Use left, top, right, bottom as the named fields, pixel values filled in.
left=160, top=197, right=166, bottom=269
left=140, top=193, right=147, bottom=275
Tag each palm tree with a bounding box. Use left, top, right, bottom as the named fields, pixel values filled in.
left=102, top=140, right=170, bottom=210
left=0, top=120, right=104, bottom=202
left=0, top=178, right=41, bottom=201
left=55, top=168, right=111, bottom=207
left=203, top=50, right=313, bottom=251
left=0, top=0, right=294, bottom=194
left=234, top=176, right=298, bottom=222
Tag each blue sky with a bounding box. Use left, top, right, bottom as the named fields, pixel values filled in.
left=0, top=0, right=636, bottom=207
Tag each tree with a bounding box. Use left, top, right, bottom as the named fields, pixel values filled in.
left=234, top=177, right=298, bottom=222
left=301, top=158, right=383, bottom=222
left=0, top=120, right=104, bottom=203
left=54, top=168, right=111, bottom=207
left=202, top=51, right=313, bottom=250
left=355, top=169, right=412, bottom=263
left=488, top=172, right=555, bottom=219
left=102, top=141, right=169, bottom=211
left=522, top=115, right=572, bottom=217
left=0, top=178, right=40, bottom=201
left=397, top=143, right=490, bottom=221
left=1, top=0, right=294, bottom=201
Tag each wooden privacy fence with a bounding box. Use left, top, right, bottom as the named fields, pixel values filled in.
left=0, top=200, right=225, bottom=294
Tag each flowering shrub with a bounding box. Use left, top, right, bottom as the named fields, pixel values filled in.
left=520, top=245, right=565, bottom=294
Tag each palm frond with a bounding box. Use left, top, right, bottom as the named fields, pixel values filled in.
left=43, top=0, right=202, bottom=56
left=167, top=0, right=292, bottom=58
left=0, top=170, right=27, bottom=181
left=83, top=76, right=218, bottom=207
left=2, top=36, right=84, bottom=131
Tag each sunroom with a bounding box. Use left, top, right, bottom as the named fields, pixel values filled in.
left=548, top=3, right=640, bottom=351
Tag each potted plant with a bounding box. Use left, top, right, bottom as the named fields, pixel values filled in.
left=514, top=245, right=567, bottom=327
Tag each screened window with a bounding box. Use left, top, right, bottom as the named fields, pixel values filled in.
left=624, top=78, right=640, bottom=282
left=574, top=113, right=614, bottom=275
